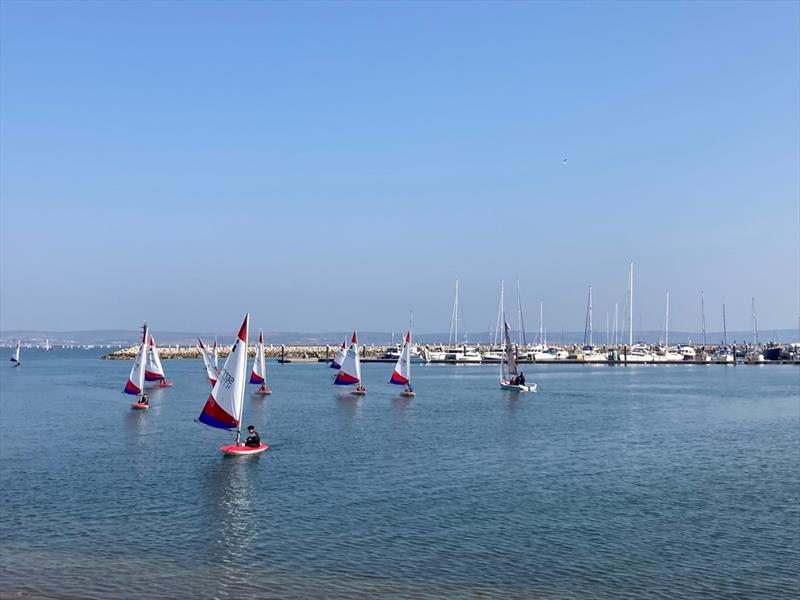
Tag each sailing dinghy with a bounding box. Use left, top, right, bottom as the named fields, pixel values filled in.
left=334, top=331, right=366, bottom=395
left=389, top=331, right=415, bottom=397
left=9, top=340, right=20, bottom=367
left=198, top=338, right=219, bottom=386
left=330, top=340, right=347, bottom=369
left=250, top=330, right=271, bottom=395
left=145, top=336, right=173, bottom=387
left=500, top=319, right=537, bottom=392
left=198, top=314, right=269, bottom=456
left=124, top=324, right=150, bottom=407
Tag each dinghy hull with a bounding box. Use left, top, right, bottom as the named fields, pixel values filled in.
left=500, top=381, right=537, bottom=392
left=130, top=402, right=149, bottom=410
left=220, top=443, right=269, bottom=456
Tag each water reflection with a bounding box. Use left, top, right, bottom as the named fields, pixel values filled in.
left=203, top=459, right=260, bottom=600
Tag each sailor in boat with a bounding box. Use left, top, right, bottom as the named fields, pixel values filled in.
left=137, top=394, right=149, bottom=406
left=355, top=384, right=366, bottom=393
left=244, top=425, right=261, bottom=448
left=404, top=383, right=414, bottom=395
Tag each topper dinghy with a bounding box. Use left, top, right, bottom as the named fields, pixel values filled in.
left=145, top=335, right=173, bottom=387
left=9, top=340, right=20, bottom=367
left=124, top=324, right=149, bottom=396
left=500, top=318, right=537, bottom=392
left=390, top=330, right=415, bottom=397
left=198, top=314, right=269, bottom=456
left=250, top=329, right=271, bottom=395
left=198, top=338, right=219, bottom=386
left=335, top=331, right=366, bottom=395
left=330, top=340, right=347, bottom=369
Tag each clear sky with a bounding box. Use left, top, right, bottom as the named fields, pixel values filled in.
left=1, top=0, right=798, bottom=335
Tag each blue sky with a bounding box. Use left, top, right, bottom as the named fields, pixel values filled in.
left=1, top=1, right=798, bottom=334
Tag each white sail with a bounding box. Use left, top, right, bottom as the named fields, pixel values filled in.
left=124, top=325, right=149, bottom=395
left=250, top=330, right=267, bottom=385
left=390, top=332, right=412, bottom=385
left=334, top=331, right=361, bottom=385
left=198, top=338, right=218, bottom=385
left=145, top=336, right=166, bottom=381
left=503, top=320, right=518, bottom=377
left=331, top=340, right=347, bottom=369
left=198, top=314, right=249, bottom=432
left=10, top=340, right=20, bottom=364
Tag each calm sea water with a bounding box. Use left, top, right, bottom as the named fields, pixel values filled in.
left=0, top=350, right=798, bottom=599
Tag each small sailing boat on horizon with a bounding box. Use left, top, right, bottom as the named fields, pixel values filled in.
left=389, top=331, right=415, bottom=397
left=250, top=329, right=272, bottom=395
left=198, top=314, right=269, bottom=456
left=334, top=331, right=366, bottom=395
left=145, top=335, right=173, bottom=387
left=198, top=338, right=219, bottom=386
left=9, top=340, right=20, bottom=367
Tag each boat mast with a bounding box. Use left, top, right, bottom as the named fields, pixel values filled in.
left=700, top=292, right=707, bottom=347
left=628, top=262, right=634, bottom=347
left=606, top=311, right=610, bottom=346
left=448, top=279, right=459, bottom=347
left=722, top=297, right=728, bottom=347
left=614, top=302, right=619, bottom=347
left=665, top=291, right=670, bottom=348
left=494, top=281, right=504, bottom=347
left=516, top=279, right=527, bottom=347
left=751, top=297, right=759, bottom=346
left=539, top=300, right=544, bottom=346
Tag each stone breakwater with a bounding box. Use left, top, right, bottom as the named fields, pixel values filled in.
left=102, top=345, right=391, bottom=360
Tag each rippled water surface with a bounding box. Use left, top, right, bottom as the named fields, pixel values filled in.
left=1, top=350, right=798, bottom=599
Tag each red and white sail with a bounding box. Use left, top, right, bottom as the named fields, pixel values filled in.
left=199, top=315, right=249, bottom=430
left=389, top=331, right=412, bottom=385
left=198, top=338, right=218, bottom=386
left=250, top=330, right=267, bottom=385
left=212, top=338, right=219, bottom=371
left=145, top=335, right=166, bottom=381
left=124, top=325, right=149, bottom=395
left=334, top=331, right=361, bottom=385
left=330, top=339, right=347, bottom=369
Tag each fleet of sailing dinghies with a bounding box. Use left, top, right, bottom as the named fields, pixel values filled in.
left=334, top=331, right=366, bottom=394
left=330, top=340, right=347, bottom=369
left=250, top=330, right=271, bottom=395
left=197, top=338, right=219, bottom=386
left=145, top=336, right=173, bottom=387
left=198, top=314, right=269, bottom=455
left=9, top=340, right=21, bottom=367
left=389, top=331, right=415, bottom=397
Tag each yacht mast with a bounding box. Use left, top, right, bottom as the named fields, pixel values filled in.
left=538, top=300, right=544, bottom=346
left=628, top=262, right=634, bottom=347
left=614, top=302, right=619, bottom=347
left=751, top=297, right=759, bottom=346
left=665, top=291, right=670, bottom=347
left=700, top=292, right=707, bottom=347
left=494, top=281, right=504, bottom=347
left=516, top=279, right=527, bottom=346
left=722, top=298, right=728, bottom=347
left=448, top=279, right=459, bottom=347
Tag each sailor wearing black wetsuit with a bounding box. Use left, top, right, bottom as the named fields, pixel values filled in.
left=244, top=425, right=261, bottom=448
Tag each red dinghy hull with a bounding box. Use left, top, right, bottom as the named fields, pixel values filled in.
left=158, top=381, right=174, bottom=388
left=400, top=390, right=416, bottom=397
left=255, top=387, right=272, bottom=396
left=351, top=390, right=367, bottom=396
left=130, top=403, right=149, bottom=410
left=220, top=443, right=269, bottom=456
